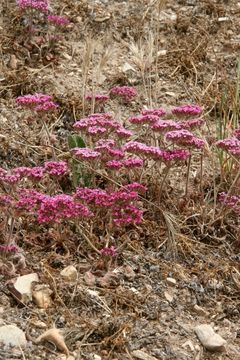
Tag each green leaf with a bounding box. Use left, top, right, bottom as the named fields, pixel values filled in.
left=68, top=135, right=85, bottom=149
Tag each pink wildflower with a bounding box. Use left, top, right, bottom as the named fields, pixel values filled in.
left=87, top=126, right=107, bottom=135
left=166, top=130, right=205, bottom=149
left=123, top=158, right=144, bottom=168
left=44, top=161, right=68, bottom=177
left=72, top=148, right=101, bottom=160
left=179, top=118, right=204, bottom=129
left=28, top=167, right=45, bottom=180
left=233, top=128, right=240, bottom=140
left=123, top=141, right=164, bottom=160
left=34, top=101, right=58, bottom=111
left=229, top=148, right=240, bottom=157
left=73, top=113, right=120, bottom=132
left=16, top=189, right=46, bottom=211
left=162, top=149, right=190, bottom=162
left=37, top=194, right=92, bottom=223
left=106, top=157, right=143, bottom=170
left=0, top=194, right=13, bottom=207
left=218, top=192, right=240, bottom=214
left=151, top=120, right=181, bottom=132
left=0, top=244, right=18, bottom=253
left=109, top=86, right=137, bottom=102
left=100, top=246, right=117, bottom=257
left=75, top=188, right=111, bottom=207
left=142, top=108, right=166, bottom=117
left=16, top=93, right=53, bottom=106
left=106, top=160, right=123, bottom=170
left=47, top=15, right=70, bottom=27
left=122, top=182, right=147, bottom=193
left=172, top=105, right=202, bottom=117
left=95, top=139, right=116, bottom=149
left=129, top=114, right=159, bottom=125
left=16, top=0, right=49, bottom=12
left=112, top=204, right=143, bottom=226
left=216, top=137, right=240, bottom=152
left=115, top=127, right=133, bottom=138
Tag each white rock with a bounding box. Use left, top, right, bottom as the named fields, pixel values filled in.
left=164, top=291, right=174, bottom=303
left=60, top=265, right=78, bottom=282
left=132, top=350, right=158, bottom=360
left=193, top=304, right=209, bottom=316
left=93, top=355, right=102, bottom=360
left=166, top=277, right=177, bottom=286
left=218, top=17, right=230, bottom=22
left=157, top=49, right=167, bottom=56
left=195, top=324, right=226, bottom=352
left=14, top=273, right=39, bottom=302
left=32, top=284, right=53, bottom=308
left=0, top=325, right=27, bottom=347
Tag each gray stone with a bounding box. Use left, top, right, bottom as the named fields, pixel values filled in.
left=195, top=324, right=226, bottom=352
left=0, top=325, right=27, bottom=347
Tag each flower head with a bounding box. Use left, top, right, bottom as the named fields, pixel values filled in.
left=47, top=15, right=70, bottom=27
left=151, top=120, right=181, bottom=132
left=16, top=0, right=49, bottom=12
left=215, top=137, right=240, bottom=157
left=109, top=86, right=137, bottom=102
left=16, top=93, right=52, bottom=106
left=72, top=148, right=101, bottom=160
left=172, top=105, right=202, bottom=117
left=44, top=161, right=68, bottom=177
left=100, top=246, right=117, bottom=257
left=129, top=114, right=159, bottom=125
left=165, top=130, right=205, bottom=149
left=142, top=108, right=166, bottom=117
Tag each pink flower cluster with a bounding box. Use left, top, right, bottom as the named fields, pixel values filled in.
left=75, top=185, right=145, bottom=226
left=218, top=192, right=240, bottom=214
left=16, top=188, right=46, bottom=211
left=216, top=136, right=240, bottom=158
left=75, top=187, right=140, bottom=207
left=180, top=118, right=204, bottom=129
left=37, top=194, right=92, bottom=223
left=109, top=86, right=137, bottom=102
left=123, top=141, right=164, bottom=159
left=16, top=0, right=49, bottom=12
left=165, top=130, right=205, bottom=149
left=0, top=244, right=18, bottom=253
left=100, top=246, right=117, bottom=257
left=172, top=105, right=202, bottom=117
left=122, top=182, right=147, bottom=193
left=73, top=113, right=133, bottom=140
left=0, top=194, right=12, bottom=207
left=16, top=93, right=58, bottom=112
left=106, top=157, right=143, bottom=170
left=123, top=141, right=190, bottom=162
left=0, top=162, right=68, bottom=184
left=112, top=204, right=142, bottom=226
left=85, top=94, right=110, bottom=102
left=44, top=161, right=68, bottom=176
left=129, top=114, right=159, bottom=125
left=72, top=148, right=101, bottom=160
left=151, top=120, right=181, bottom=132
left=161, top=149, right=190, bottom=162
left=47, top=15, right=70, bottom=27
left=142, top=108, right=166, bottom=117
left=73, top=113, right=120, bottom=136
left=233, top=128, right=240, bottom=140
left=16, top=189, right=92, bottom=223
